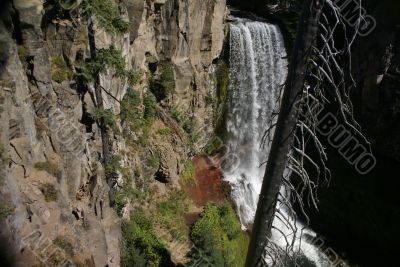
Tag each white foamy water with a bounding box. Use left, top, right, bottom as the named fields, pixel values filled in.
left=223, top=20, right=334, bottom=267
left=223, top=20, right=287, bottom=227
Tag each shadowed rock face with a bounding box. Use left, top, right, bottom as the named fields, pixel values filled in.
left=351, top=0, right=400, bottom=161
left=307, top=1, right=400, bottom=266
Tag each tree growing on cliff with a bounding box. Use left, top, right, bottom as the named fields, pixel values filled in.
left=245, top=0, right=372, bottom=265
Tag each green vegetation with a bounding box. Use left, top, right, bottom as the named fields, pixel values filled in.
left=143, top=92, right=157, bottom=123
left=121, top=210, right=171, bottom=267
left=39, top=183, right=58, bottom=202
left=53, top=236, right=74, bottom=256
left=0, top=144, right=4, bottom=158
left=92, top=108, right=118, bottom=132
left=17, top=45, right=28, bottom=63
left=0, top=202, right=14, bottom=220
left=44, top=0, right=129, bottom=33
left=82, top=0, right=129, bottom=33
left=157, top=128, right=172, bottom=136
left=79, top=45, right=139, bottom=85
left=203, top=136, right=224, bottom=156
left=157, top=190, right=190, bottom=240
left=127, top=70, right=141, bottom=86
left=105, top=154, right=123, bottom=176
left=146, top=152, right=160, bottom=169
left=213, top=61, right=229, bottom=144
left=133, top=166, right=142, bottom=178
left=114, top=173, right=149, bottom=217
left=180, top=160, right=196, bottom=185
left=80, top=45, right=125, bottom=82
left=170, top=107, right=199, bottom=145
left=120, top=89, right=157, bottom=146
left=51, top=56, right=74, bottom=83
left=189, top=203, right=249, bottom=267
left=42, top=0, right=72, bottom=25
left=216, top=61, right=229, bottom=105
left=149, top=64, right=175, bottom=101
left=114, top=187, right=127, bottom=217
left=120, top=89, right=143, bottom=131
left=205, top=92, right=215, bottom=106
left=34, top=161, right=61, bottom=179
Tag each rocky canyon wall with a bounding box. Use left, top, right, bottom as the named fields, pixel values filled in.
left=0, top=0, right=226, bottom=266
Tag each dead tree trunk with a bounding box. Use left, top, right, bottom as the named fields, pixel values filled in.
left=245, top=0, right=325, bottom=266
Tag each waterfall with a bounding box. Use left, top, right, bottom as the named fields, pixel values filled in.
left=223, top=20, right=334, bottom=266
left=224, top=21, right=287, bottom=227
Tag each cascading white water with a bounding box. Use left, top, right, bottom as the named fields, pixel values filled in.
left=223, top=20, right=334, bottom=266
left=223, top=20, right=288, bottom=227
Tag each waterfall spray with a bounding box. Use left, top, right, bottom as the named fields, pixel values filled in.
left=224, top=20, right=333, bottom=266
left=223, top=21, right=288, bottom=227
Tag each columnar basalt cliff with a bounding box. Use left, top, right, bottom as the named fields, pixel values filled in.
left=0, top=0, right=227, bottom=266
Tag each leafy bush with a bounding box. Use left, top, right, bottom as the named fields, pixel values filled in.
left=96, top=46, right=126, bottom=77
left=216, top=61, right=229, bottom=105
left=170, top=106, right=181, bottom=123
left=39, top=183, right=58, bottom=202
left=82, top=0, right=130, bottom=33
left=79, top=45, right=138, bottom=84
left=114, top=175, right=144, bottom=217
left=120, top=89, right=157, bottom=146
left=149, top=64, right=175, bottom=101
left=51, top=56, right=74, bottom=83
left=43, top=0, right=130, bottom=33
left=121, top=90, right=142, bottom=118
left=146, top=152, right=160, bottom=169
left=127, top=70, right=141, bottom=86
left=143, top=92, right=157, bottom=123
left=34, top=161, right=61, bottom=179
left=114, top=191, right=128, bottom=217
left=53, top=236, right=74, bottom=256
left=0, top=203, right=14, bottom=220
left=203, top=136, right=224, bottom=156
left=105, top=154, right=122, bottom=176
left=184, top=119, right=200, bottom=144
left=92, top=108, right=118, bottom=132
left=170, top=107, right=199, bottom=144
left=157, top=191, right=189, bottom=216
left=180, top=160, right=196, bottom=185
left=80, top=45, right=124, bottom=82
left=157, top=128, right=172, bottom=136
left=189, top=203, right=249, bottom=267
left=157, top=191, right=189, bottom=239
left=120, top=89, right=143, bottom=131
left=121, top=210, right=172, bottom=267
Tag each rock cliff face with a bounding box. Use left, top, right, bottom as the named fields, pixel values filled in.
left=128, top=0, right=226, bottom=135
left=306, top=1, right=400, bottom=265
left=351, top=0, right=400, bottom=160
left=0, top=0, right=226, bottom=266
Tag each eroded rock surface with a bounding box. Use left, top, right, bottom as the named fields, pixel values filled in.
left=0, top=0, right=226, bottom=266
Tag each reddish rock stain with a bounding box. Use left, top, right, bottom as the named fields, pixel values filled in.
left=182, top=155, right=228, bottom=207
